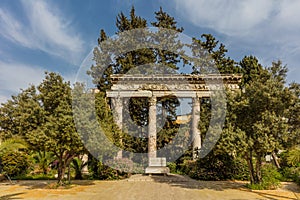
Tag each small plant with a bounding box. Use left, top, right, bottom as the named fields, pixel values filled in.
left=167, top=162, right=177, bottom=174
left=247, top=164, right=281, bottom=190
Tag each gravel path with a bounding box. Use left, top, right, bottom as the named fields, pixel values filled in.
left=0, top=174, right=299, bottom=200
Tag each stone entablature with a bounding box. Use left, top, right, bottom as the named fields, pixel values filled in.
left=110, top=74, right=242, bottom=92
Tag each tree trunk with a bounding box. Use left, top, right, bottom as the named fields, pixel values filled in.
left=255, top=154, right=262, bottom=184
left=57, top=157, right=66, bottom=186
left=67, top=163, right=71, bottom=184
left=57, top=152, right=76, bottom=186
left=245, top=151, right=255, bottom=184
left=272, top=152, right=281, bottom=169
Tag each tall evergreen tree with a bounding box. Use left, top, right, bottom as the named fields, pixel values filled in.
left=89, top=7, right=186, bottom=156
left=219, top=59, right=294, bottom=184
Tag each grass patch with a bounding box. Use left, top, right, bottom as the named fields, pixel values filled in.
left=12, top=174, right=56, bottom=180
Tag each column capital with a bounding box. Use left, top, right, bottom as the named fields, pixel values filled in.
left=149, top=96, right=157, bottom=106
left=192, top=97, right=200, bottom=106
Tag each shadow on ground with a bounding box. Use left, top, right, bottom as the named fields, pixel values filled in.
left=1, top=180, right=95, bottom=189
left=126, top=174, right=300, bottom=200
left=0, top=193, right=24, bottom=200
left=128, top=174, right=247, bottom=191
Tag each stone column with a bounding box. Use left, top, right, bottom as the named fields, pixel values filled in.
left=112, top=97, right=123, bottom=159
left=148, top=96, right=157, bottom=161
left=192, top=97, right=201, bottom=160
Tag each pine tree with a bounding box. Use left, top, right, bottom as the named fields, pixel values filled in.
left=89, top=7, right=186, bottom=156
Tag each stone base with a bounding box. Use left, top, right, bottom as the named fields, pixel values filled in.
left=145, top=166, right=170, bottom=174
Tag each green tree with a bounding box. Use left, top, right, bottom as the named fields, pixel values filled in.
left=190, top=34, right=241, bottom=74
left=88, top=7, right=186, bottom=157
left=29, top=72, right=84, bottom=185
left=286, top=82, right=300, bottom=147
left=0, top=72, right=85, bottom=185
left=220, top=58, right=293, bottom=185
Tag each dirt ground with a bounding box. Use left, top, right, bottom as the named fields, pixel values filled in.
left=0, top=174, right=300, bottom=200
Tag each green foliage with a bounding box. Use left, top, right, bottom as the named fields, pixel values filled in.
left=0, top=137, right=28, bottom=156
left=88, top=7, right=187, bottom=157
left=71, top=156, right=88, bottom=180
left=32, top=151, right=55, bottom=175
left=280, top=149, right=300, bottom=185
left=0, top=6, right=299, bottom=185
left=104, top=158, right=144, bottom=174
left=220, top=59, right=295, bottom=184
left=247, top=164, right=281, bottom=190
left=280, top=167, right=300, bottom=182
left=13, top=173, right=56, bottom=180
left=1, top=151, right=31, bottom=177
left=261, top=164, right=282, bottom=189
left=72, top=84, right=118, bottom=161
left=92, top=161, right=126, bottom=180
left=166, top=162, right=178, bottom=174
left=178, top=151, right=249, bottom=181
left=0, top=72, right=85, bottom=185
left=287, top=148, right=300, bottom=167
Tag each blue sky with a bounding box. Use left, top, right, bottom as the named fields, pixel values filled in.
left=0, top=0, right=299, bottom=103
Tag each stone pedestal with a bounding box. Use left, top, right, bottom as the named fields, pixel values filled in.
left=145, top=157, right=170, bottom=174
left=145, top=166, right=170, bottom=174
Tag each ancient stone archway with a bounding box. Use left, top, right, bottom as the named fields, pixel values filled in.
left=107, top=74, right=241, bottom=174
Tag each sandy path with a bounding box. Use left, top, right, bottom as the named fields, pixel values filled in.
left=0, top=174, right=299, bottom=200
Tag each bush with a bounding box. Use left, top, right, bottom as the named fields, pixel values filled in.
left=261, top=164, right=282, bottom=189
left=279, top=149, right=300, bottom=186
left=104, top=158, right=144, bottom=174
left=88, top=158, right=143, bottom=180
left=178, top=152, right=249, bottom=181
left=280, top=167, right=300, bottom=185
left=1, top=151, right=31, bottom=177
left=167, top=162, right=178, bottom=174
left=248, top=164, right=282, bottom=190
left=94, top=162, right=121, bottom=180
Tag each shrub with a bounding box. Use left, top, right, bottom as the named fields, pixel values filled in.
left=1, top=151, right=31, bottom=177
left=94, top=161, right=120, bottom=180
left=287, top=148, right=300, bottom=167
left=178, top=152, right=249, bottom=181
left=167, top=162, right=177, bottom=174
left=88, top=158, right=143, bottom=180
left=280, top=167, right=300, bottom=185
left=261, top=164, right=282, bottom=189
left=104, top=158, right=144, bottom=174
left=248, top=164, right=282, bottom=190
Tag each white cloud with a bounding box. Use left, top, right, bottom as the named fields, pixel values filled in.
left=0, top=0, right=84, bottom=64
left=0, top=61, right=46, bottom=103
left=175, top=0, right=275, bottom=36
left=173, top=0, right=300, bottom=83
left=0, top=60, right=78, bottom=104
